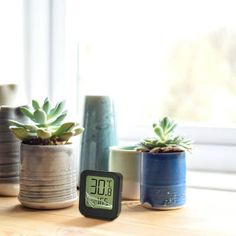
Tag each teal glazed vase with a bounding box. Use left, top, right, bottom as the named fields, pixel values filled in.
left=80, top=96, right=117, bottom=175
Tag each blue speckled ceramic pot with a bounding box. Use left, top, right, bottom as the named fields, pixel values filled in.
left=140, top=151, right=186, bottom=210
left=80, top=96, right=117, bottom=175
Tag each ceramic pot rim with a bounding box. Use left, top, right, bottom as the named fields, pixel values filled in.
left=85, top=95, right=111, bottom=99
left=142, top=151, right=185, bottom=156
left=110, top=145, right=140, bottom=153
left=21, top=143, right=74, bottom=149
left=0, top=106, right=22, bottom=110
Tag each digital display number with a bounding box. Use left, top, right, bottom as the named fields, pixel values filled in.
left=85, top=176, right=114, bottom=210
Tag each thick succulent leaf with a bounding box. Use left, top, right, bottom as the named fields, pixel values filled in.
left=74, top=127, right=84, bottom=135
left=37, top=128, right=52, bottom=139
left=20, top=107, right=35, bottom=121
left=49, top=112, right=67, bottom=126
left=8, top=120, right=25, bottom=128
left=42, top=98, right=50, bottom=114
left=47, top=106, right=57, bottom=119
left=24, top=124, right=38, bottom=132
left=44, top=97, right=48, bottom=103
left=177, top=137, right=192, bottom=149
left=165, top=123, right=177, bottom=135
left=154, top=127, right=164, bottom=140
left=160, top=117, right=166, bottom=128
left=53, top=122, right=76, bottom=137
left=160, top=117, right=169, bottom=132
left=58, top=131, right=73, bottom=141
left=48, top=101, right=65, bottom=119
left=32, top=100, right=40, bottom=110
left=10, top=127, right=33, bottom=141
left=139, top=139, right=159, bottom=149
left=34, top=109, right=47, bottom=124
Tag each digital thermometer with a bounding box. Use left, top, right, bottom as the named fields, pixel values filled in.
left=79, top=170, right=123, bottom=220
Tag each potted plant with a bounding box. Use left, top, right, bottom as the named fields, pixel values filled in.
left=137, top=117, right=192, bottom=210
left=9, top=98, right=84, bottom=209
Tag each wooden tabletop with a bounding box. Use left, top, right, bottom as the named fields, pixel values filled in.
left=0, top=188, right=235, bottom=236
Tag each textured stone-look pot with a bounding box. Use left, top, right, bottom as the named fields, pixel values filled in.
left=109, top=146, right=141, bottom=200
left=0, top=106, right=26, bottom=196
left=141, top=152, right=186, bottom=210
left=18, top=144, right=78, bottom=209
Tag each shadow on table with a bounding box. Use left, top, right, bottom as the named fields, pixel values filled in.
left=6, top=204, right=109, bottom=227
left=64, top=217, right=109, bottom=227
left=3, top=204, right=36, bottom=213
left=121, top=200, right=148, bottom=212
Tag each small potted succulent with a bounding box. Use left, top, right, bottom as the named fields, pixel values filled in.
left=9, top=98, right=84, bottom=209
left=137, top=117, right=192, bottom=210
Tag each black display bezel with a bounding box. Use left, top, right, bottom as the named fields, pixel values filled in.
left=79, top=170, right=123, bottom=220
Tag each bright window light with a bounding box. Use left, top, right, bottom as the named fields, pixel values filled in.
left=65, top=0, right=236, bottom=128
left=0, top=0, right=25, bottom=104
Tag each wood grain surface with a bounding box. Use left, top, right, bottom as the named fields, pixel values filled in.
left=0, top=188, right=235, bottom=236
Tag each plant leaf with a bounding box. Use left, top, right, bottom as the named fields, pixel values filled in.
left=154, top=127, right=164, bottom=140
left=10, top=127, right=33, bottom=141
left=48, top=101, right=65, bottom=119
left=58, top=131, right=74, bottom=141
left=42, top=98, right=50, bottom=114
left=32, top=100, right=40, bottom=110
left=24, top=124, right=38, bottom=132
left=20, top=107, right=35, bottom=120
left=53, top=122, right=76, bottom=137
left=74, top=127, right=84, bottom=135
left=160, top=117, right=169, bottom=132
left=49, top=112, right=67, bottom=126
left=37, top=128, right=52, bottom=139
left=166, top=123, right=177, bottom=135
left=34, top=109, right=47, bottom=124
left=8, top=120, right=25, bottom=128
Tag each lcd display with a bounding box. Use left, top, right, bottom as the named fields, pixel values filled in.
left=85, top=175, right=114, bottom=210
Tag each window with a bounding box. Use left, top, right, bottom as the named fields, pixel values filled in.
left=65, top=0, right=236, bottom=125
left=63, top=0, right=236, bottom=173
left=0, top=0, right=25, bottom=105
left=23, top=0, right=236, bottom=173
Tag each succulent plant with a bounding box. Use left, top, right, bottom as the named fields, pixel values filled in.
left=136, top=117, right=192, bottom=153
left=9, top=98, right=84, bottom=145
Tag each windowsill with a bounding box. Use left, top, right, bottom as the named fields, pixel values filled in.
left=186, top=143, right=236, bottom=172
left=187, top=170, right=236, bottom=192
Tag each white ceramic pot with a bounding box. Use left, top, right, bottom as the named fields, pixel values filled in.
left=109, top=146, right=141, bottom=200
left=0, top=84, right=18, bottom=106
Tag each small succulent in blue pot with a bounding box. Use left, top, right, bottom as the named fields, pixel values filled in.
left=136, top=117, right=192, bottom=210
